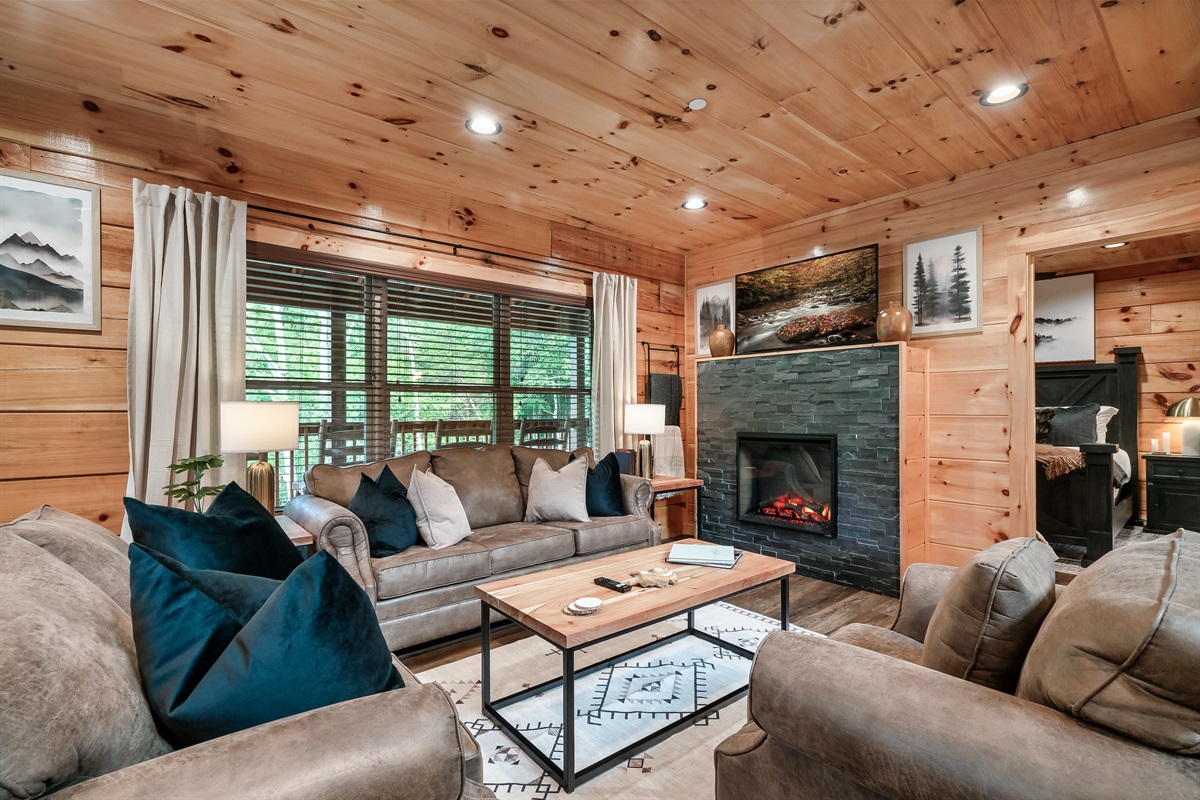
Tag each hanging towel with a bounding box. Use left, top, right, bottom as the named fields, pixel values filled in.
left=651, top=425, right=684, bottom=496
left=647, top=373, right=682, bottom=427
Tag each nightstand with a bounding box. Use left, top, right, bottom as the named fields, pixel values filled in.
left=1143, top=454, right=1200, bottom=533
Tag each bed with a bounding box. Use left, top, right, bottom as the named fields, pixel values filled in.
left=1034, top=346, right=1141, bottom=566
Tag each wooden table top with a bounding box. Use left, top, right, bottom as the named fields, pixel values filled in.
left=475, top=539, right=794, bottom=649
left=649, top=476, right=705, bottom=492
left=275, top=515, right=314, bottom=547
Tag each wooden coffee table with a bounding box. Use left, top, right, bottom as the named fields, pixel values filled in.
left=475, top=539, right=795, bottom=792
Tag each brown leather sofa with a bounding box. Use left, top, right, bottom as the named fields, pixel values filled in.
left=715, top=531, right=1200, bottom=800
left=286, top=445, right=661, bottom=651
left=0, top=505, right=494, bottom=800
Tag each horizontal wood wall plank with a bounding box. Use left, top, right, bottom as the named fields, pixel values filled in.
left=927, top=416, right=1009, bottom=462
left=928, top=501, right=1012, bottom=550
left=0, top=346, right=128, bottom=411
left=0, top=473, right=128, bottom=533
left=927, top=370, right=1010, bottom=416
left=0, top=412, right=128, bottom=480
left=929, top=457, right=1009, bottom=507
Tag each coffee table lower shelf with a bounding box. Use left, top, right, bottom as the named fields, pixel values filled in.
left=479, top=576, right=790, bottom=793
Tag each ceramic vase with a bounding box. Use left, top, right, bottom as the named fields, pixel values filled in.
left=708, top=324, right=735, bottom=357
left=876, top=301, right=913, bottom=343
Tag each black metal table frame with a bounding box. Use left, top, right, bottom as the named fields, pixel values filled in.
left=649, top=481, right=703, bottom=539
left=479, top=575, right=790, bottom=793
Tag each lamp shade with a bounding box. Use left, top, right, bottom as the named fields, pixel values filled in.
left=1167, top=398, right=1200, bottom=456
left=625, top=403, right=666, bottom=436
left=1165, top=398, right=1200, bottom=419
left=220, top=401, right=300, bottom=452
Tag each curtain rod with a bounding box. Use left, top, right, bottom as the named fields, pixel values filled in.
left=246, top=204, right=595, bottom=277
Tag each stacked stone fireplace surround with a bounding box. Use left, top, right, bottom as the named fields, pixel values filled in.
left=697, top=345, right=905, bottom=597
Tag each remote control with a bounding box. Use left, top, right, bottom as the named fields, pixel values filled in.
left=593, top=576, right=632, bottom=593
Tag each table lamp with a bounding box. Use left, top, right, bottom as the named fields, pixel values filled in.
left=625, top=403, right=666, bottom=478
left=1166, top=397, right=1200, bottom=456
left=220, top=401, right=300, bottom=511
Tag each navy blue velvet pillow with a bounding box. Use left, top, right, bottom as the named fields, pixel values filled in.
left=348, top=466, right=420, bottom=558
left=124, top=482, right=302, bottom=580
left=570, top=451, right=625, bottom=517
left=129, top=545, right=404, bottom=747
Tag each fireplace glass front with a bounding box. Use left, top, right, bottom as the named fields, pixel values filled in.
left=737, top=434, right=836, bottom=538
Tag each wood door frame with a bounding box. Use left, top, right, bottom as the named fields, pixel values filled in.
left=1005, top=199, right=1200, bottom=541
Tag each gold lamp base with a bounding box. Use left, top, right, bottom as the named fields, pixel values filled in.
left=245, top=454, right=277, bottom=512
left=636, top=437, right=654, bottom=478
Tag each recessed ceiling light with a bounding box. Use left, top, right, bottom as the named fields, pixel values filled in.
left=979, top=83, right=1029, bottom=106
left=1102, top=242, right=1128, bottom=249
left=681, top=197, right=707, bottom=210
left=465, top=116, right=502, bottom=136
left=688, top=98, right=707, bottom=111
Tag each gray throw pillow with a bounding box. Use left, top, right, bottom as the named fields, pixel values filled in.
left=1044, top=403, right=1100, bottom=446
left=408, top=466, right=472, bottom=550
left=525, top=457, right=590, bottom=523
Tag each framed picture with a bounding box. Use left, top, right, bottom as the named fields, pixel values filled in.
left=734, top=244, right=878, bottom=354
left=903, top=227, right=983, bottom=338
left=695, top=279, right=734, bottom=357
left=1034, top=273, right=1095, bottom=363
left=0, top=168, right=102, bottom=332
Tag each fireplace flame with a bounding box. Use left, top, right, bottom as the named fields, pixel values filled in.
left=757, top=494, right=832, bottom=526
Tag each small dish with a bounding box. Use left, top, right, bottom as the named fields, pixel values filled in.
left=574, top=597, right=603, bottom=611
left=563, top=604, right=597, bottom=616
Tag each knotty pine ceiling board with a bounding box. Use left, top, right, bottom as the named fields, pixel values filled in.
left=1, top=0, right=1196, bottom=253
left=1036, top=230, right=1200, bottom=275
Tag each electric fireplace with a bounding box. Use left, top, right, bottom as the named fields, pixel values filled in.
left=736, top=433, right=837, bottom=538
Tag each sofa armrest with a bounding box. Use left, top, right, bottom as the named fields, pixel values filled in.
left=890, top=562, right=956, bottom=642
left=55, top=685, right=496, bottom=800
left=744, top=632, right=1200, bottom=800
left=620, top=473, right=653, bottom=517
left=285, top=494, right=376, bottom=601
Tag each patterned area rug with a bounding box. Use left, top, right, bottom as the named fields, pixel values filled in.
left=417, top=602, right=822, bottom=798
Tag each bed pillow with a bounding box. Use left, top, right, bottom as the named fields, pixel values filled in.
left=124, top=482, right=302, bottom=580
left=1042, top=403, right=1101, bottom=447
left=408, top=466, right=472, bottom=549
left=525, top=457, right=590, bottom=523
left=129, top=546, right=404, bottom=747
left=1095, top=405, right=1119, bottom=443
left=569, top=451, right=625, bottom=517
left=348, top=466, right=420, bottom=558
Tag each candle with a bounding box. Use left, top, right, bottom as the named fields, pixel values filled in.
left=1162, top=431, right=1172, bottom=454
left=1151, top=438, right=1159, bottom=453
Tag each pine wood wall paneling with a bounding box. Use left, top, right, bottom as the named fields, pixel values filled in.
left=0, top=139, right=685, bottom=534
left=685, top=113, right=1200, bottom=569
left=1091, top=263, right=1200, bottom=516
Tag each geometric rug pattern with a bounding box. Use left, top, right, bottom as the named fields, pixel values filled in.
left=418, top=602, right=823, bottom=798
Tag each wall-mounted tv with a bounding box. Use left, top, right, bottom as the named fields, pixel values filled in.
left=735, top=244, right=879, bottom=354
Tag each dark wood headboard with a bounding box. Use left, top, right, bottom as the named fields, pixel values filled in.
left=1035, top=346, right=1141, bottom=517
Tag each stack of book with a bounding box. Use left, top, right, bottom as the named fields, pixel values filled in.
left=667, top=543, right=743, bottom=569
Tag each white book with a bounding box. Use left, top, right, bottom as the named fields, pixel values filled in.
left=668, top=543, right=737, bottom=567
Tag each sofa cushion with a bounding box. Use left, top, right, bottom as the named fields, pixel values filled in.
left=409, top=467, right=473, bottom=550
left=348, top=466, right=420, bottom=558
left=1017, top=529, right=1200, bottom=754
left=124, top=482, right=303, bottom=580
left=2, top=505, right=132, bottom=614
left=525, top=457, right=590, bottom=523
left=559, top=515, right=653, bottom=555
left=130, top=546, right=404, bottom=747
left=431, top=445, right=524, bottom=528
left=473, top=522, right=576, bottom=574
left=512, top=446, right=594, bottom=503
left=306, top=451, right=432, bottom=508
left=373, top=541, right=491, bottom=601
left=830, top=624, right=923, bottom=664
left=921, top=537, right=1057, bottom=693
left=0, top=531, right=171, bottom=797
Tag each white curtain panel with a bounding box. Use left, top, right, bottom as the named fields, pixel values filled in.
left=124, top=180, right=247, bottom=537
left=591, top=272, right=638, bottom=458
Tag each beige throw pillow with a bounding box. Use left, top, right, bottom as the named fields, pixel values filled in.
left=525, top=457, right=590, bottom=524
left=408, top=466, right=472, bottom=550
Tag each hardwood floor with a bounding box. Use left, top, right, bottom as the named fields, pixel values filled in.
left=400, top=575, right=898, bottom=673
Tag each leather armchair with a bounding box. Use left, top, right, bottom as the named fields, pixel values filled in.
left=715, top=534, right=1200, bottom=799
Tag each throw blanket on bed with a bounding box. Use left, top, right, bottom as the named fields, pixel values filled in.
left=1036, top=444, right=1087, bottom=480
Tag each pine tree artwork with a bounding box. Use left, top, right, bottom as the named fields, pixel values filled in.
left=903, top=228, right=981, bottom=337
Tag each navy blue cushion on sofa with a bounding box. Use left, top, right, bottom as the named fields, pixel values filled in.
left=348, top=466, right=420, bottom=558
left=129, top=545, right=404, bottom=747
left=124, top=482, right=302, bottom=580
left=571, top=451, right=625, bottom=517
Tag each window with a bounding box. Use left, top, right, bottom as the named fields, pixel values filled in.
left=245, top=247, right=591, bottom=502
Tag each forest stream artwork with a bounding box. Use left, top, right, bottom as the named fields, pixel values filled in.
left=735, top=244, right=878, bottom=354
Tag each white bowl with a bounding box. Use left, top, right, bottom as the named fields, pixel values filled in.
left=574, top=596, right=603, bottom=611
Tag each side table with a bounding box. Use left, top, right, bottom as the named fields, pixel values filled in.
left=649, top=476, right=704, bottom=540
left=1143, top=453, right=1200, bottom=533
left=275, top=514, right=315, bottom=558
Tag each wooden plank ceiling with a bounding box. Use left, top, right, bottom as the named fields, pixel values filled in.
left=1, top=0, right=1197, bottom=252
